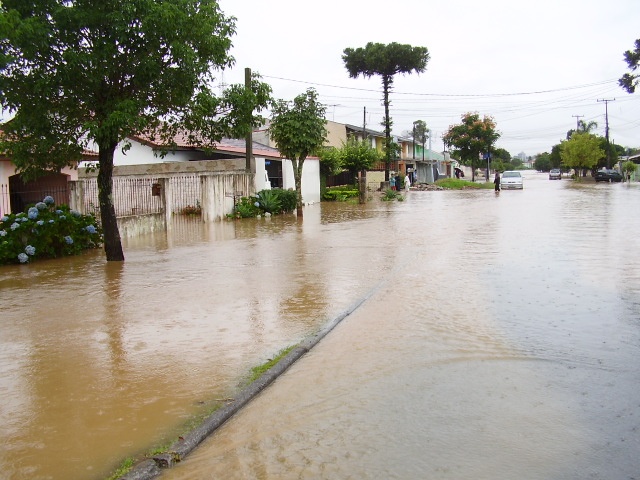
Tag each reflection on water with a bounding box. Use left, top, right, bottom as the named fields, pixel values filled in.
left=1, top=173, right=640, bottom=479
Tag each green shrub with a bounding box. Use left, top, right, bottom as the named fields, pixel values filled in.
left=323, top=187, right=359, bottom=201
left=230, top=197, right=261, bottom=219
left=273, top=188, right=297, bottom=213
left=0, top=196, right=103, bottom=265
left=256, top=189, right=282, bottom=214
left=229, top=189, right=298, bottom=219
left=436, top=178, right=493, bottom=190
left=381, top=189, right=403, bottom=201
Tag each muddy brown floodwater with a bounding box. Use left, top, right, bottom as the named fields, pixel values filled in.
left=1, top=172, right=639, bottom=480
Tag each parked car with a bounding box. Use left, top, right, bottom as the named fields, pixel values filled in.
left=500, top=171, right=523, bottom=190
left=549, top=169, right=561, bottom=180
left=595, top=169, right=623, bottom=182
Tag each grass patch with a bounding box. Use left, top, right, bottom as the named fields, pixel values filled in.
left=103, top=345, right=298, bottom=479
left=381, top=189, right=404, bottom=201
left=105, top=457, right=135, bottom=480
left=436, top=178, right=494, bottom=190
left=246, top=345, right=297, bottom=385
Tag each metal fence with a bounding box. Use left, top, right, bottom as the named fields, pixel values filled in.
left=0, top=184, right=8, bottom=218
left=4, top=173, right=237, bottom=221
left=1, top=182, right=70, bottom=217
left=79, top=177, right=164, bottom=218
left=76, top=174, right=205, bottom=218
left=169, top=175, right=201, bottom=214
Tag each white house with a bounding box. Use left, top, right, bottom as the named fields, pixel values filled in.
left=93, top=133, right=321, bottom=205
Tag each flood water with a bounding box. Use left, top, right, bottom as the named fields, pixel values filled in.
left=1, top=172, right=639, bottom=479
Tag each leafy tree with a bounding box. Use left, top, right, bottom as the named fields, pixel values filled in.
left=550, top=144, right=563, bottom=169
left=559, top=133, right=604, bottom=179
left=411, top=120, right=429, bottom=159
left=619, top=38, right=640, bottom=93
left=342, top=42, right=430, bottom=181
left=269, top=88, right=327, bottom=217
left=442, top=112, right=500, bottom=182
left=622, top=160, right=636, bottom=182
left=0, top=0, right=272, bottom=262
left=533, top=152, right=552, bottom=172
left=317, top=147, right=344, bottom=178
left=340, top=137, right=381, bottom=176
left=596, top=135, right=618, bottom=170
left=491, top=147, right=511, bottom=164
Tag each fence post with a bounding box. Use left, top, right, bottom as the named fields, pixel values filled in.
left=158, top=177, right=172, bottom=231
left=68, top=181, right=84, bottom=214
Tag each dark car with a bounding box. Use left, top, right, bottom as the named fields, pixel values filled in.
left=595, top=169, right=623, bottom=182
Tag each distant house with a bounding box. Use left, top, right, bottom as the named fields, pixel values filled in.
left=0, top=145, right=97, bottom=217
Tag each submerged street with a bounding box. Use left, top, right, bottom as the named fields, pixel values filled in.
left=1, top=172, right=639, bottom=479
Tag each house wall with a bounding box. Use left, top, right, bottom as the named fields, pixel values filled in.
left=281, top=158, right=321, bottom=204
left=0, top=159, right=12, bottom=187
left=325, top=120, right=347, bottom=148
left=0, top=160, right=78, bottom=186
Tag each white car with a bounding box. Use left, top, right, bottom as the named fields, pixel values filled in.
left=500, top=171, right=523, bottom=190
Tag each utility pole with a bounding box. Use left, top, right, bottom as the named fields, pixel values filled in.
left=362, top=106, right=366, bottom=141
left=572, top=114, right=583, bottom=133
left=598, top=99, right=615, bottom=169
left=245, top=67, right=253, bottom=173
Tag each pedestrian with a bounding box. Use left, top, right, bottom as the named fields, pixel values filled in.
left=404, top=173, right=411, bottom=191
left=390, top=175, right=396, bottom=191
left=493, top=171, right=501, bottom=192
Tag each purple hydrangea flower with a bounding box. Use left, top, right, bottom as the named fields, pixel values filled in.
left=1, top=215, right=8, bottom=222
left=25, top=245, right=36, bottom=256
left=43, top=196, right=55, bottom=205
left=35, top=202, right=47, bottom=210
left=86, top=225, right=97, bottom=234
left=64, top=236, right=73, bottom=245
left=18, top=253, right=28, bottom=263
left=10, top=222, right=19, bottom=230
left=0, top=230, right=6, bottom=237
left=36, top=220, right=44, bottom=226
left=28, top=207, right=39, bottom=219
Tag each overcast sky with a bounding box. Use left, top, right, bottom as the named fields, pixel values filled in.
left=217, top=0, right=640, bottom=157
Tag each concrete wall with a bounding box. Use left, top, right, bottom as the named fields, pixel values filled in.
left=117, top=213, right=166, bottom=238
left=281, top=158, right=321, bottom=204
left=201, top=173, right=255, bottom=222
left=78, top=159, right=246, bottom=178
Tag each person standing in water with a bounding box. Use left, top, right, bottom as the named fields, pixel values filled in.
left=494, top=171, right=501, bottom=192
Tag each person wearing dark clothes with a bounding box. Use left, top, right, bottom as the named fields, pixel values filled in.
left=493, top=171, right=501, bottom=192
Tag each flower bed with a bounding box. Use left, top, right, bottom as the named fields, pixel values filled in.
left=0, top=196, right=103, bottom=265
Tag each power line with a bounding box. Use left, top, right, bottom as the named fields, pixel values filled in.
left=261, top=74, right=618, bottom=98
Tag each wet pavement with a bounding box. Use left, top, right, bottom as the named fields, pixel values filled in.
left=1, top=172, right=639, bottom=479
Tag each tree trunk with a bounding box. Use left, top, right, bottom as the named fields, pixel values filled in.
left=358, top=170, right=366, bottom=204
left=97, top=143, right=125, bottom=261
left=382, top=75, right=392, bottom=182
left=293, top=158, right=304, bottom=218
left=471, top=157, right=476, bottom=182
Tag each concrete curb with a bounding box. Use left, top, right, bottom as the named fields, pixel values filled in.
left=118, top=287, right=381, bottom=479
